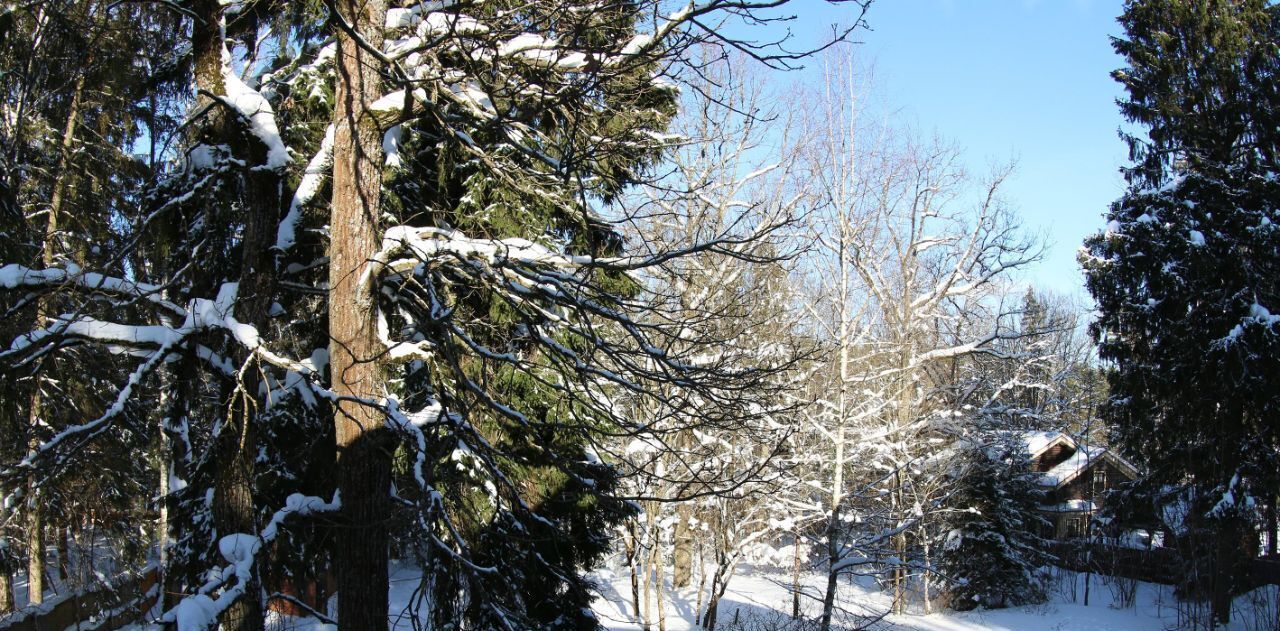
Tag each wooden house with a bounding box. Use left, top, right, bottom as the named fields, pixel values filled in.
left=1019, top=431, right=1140, bottom=540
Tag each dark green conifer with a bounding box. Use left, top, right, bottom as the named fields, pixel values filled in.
left=1083, top=0, right=1280, bottom=622
left=939, top=435, right=1050, bottom=611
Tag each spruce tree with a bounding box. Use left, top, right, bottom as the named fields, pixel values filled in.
left=1082, top=0, right=1280, bottom=623
left=368, top=1, right=674, bottom=625
left=938, top=433, right=1051, bottom=611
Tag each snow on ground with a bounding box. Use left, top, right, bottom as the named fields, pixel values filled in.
left=16, top=558, right=1279, bottom=629
left=588, top=564, right=1279, bottom=631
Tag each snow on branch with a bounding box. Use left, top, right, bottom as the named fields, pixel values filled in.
left=219, top=46, right=290, bottom=170
left=0, top=262, right=184, bottom=317
left=276, top=124, right=334, bottom=253
left=163, top=492, right=339, bottom=631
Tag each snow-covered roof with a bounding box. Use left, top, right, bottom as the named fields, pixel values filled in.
left=1019, top=430, right=1070, bottom=458
left=1039, top=444, right=1139, bottom=490
left=1038, top=444, right=1107, bottom=487
left=1008, top=430, right=1140, bottom=489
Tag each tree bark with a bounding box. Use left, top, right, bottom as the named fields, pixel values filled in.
left=189, top=0, right=276, bottom=627
left=329, top=0, right=391, bottom=628
left=24, top=513, right=42, bottom=605
left=626, top=522, right=642, bottom=621
left=671, top=429, right=695, bottom=589
left=642, top=507, right=655, bottom=631
left=672, top=505, right=694, bottom=588
left=0, top=569, right=12, bottom=614
left=921, top=529, right=932, bottom=615
left=655, top=545, right=667, bottom=631
left=1268, top=496, right=1277, bottom=556
left=819, top=511, right=840, bottom=631
left=156, top=390, right=170, bottom=613
left=160, top=355, right=196, bottom=611
left=820, top=214, right=854, bottom=631
left=212, top=411, right=263, bottom=631
left=694, top=543, right=706, bottom=620
left=1211, top=517, right=1244, bottom=626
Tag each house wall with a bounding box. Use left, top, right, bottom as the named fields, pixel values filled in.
left=1041, top=458, right=1139, bottom=540
left=1057, top=459, right=1133, bottom=503
left=1034, top=443, right=1074, bottom=472
left=1050, top=512, right=1091, bottom=540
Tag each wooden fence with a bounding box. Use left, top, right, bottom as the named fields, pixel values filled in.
left=1051, top=542, right=1280, bottom=589
left=0, top=565, right=157, bottom=631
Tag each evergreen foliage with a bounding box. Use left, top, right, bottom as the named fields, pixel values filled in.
left=1083, top=0, right=1280, bottom=622
left=0, top=0, right=841, bottom=627
left=939, top=434, right=1051, bottom=612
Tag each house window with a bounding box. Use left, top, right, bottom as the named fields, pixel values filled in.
left=1066, top=516, right=1087, bottom=539
left=1092, top=466, right=1108, bottom=499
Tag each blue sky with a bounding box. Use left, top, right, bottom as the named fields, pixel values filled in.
left=787, top=1, right=1130, bottom=301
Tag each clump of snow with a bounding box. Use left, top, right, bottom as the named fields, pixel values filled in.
left=383, top=125, right=404, bottom=168
left=621, top=34, right=653, bottom=56
left=188, top=144, right=230, bottom=171
left=1017, top=430, right=1063, bottom=457
left=171, top=593, right=219, bottom=631
left=278, top=124, right=335, bottom=252
left=385, top=1, right=461, bottom=29
left=218, top=533, right=260, bottom=566
left=261, top=492, right=340, bottom=540
left=221, top=47, right=290, bottom=170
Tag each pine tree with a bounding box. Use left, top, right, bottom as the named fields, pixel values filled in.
left=1082, top=0, right=1280, bottom=623
left=938, top=433, right=1050, bottom=612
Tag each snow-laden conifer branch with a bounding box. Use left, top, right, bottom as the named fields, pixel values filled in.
left=161, top=491, right=339, bottom=631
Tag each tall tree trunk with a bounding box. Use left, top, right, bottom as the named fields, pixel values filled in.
left=1268, top=496, right=1277, bottom=556
left=156, top=390, right=170, bottom=612
left=1211, top=517, right=1244, bottom=626
left=642, top=507, right=655, bottom=631
left=160, top=355, right=195, bottom=611
left=694, top=543, right=706, bottom=620
left=626, top=522, right=642, bottom=621
left=212, top=404, right=263, bottom=631
left=56, top=526, right=69, bottom=588
left=672, top=505, right=693, bottom=588
left=921, top=528, right=932, bottom=615
left=329, top=0, right=391, bottom=627
left=819, top=424, right=846, bottom=631
left=189, top=1, right=272, bottom=628
left=23, top=62, right=87, bottom=610
left=24, top=514, right=42, bottom=605
left=671, top=431, right=695, bottom=589
left=819, top=510, right=840, bottom=631
left=216, top=76, right=282, bottom=631
left=821, top=215, right=853, bottom=631
left=655, top=545, right=667, bottom=631
left=791, top=525, right=802, bottom=618
left=892, top=472, right=906, bottom=615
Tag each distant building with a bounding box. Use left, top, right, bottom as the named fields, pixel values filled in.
left=1018, top=431, right=1139, bottom=540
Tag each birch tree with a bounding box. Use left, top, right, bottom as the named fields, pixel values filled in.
left=798, top=55, right=1039, bottom=626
